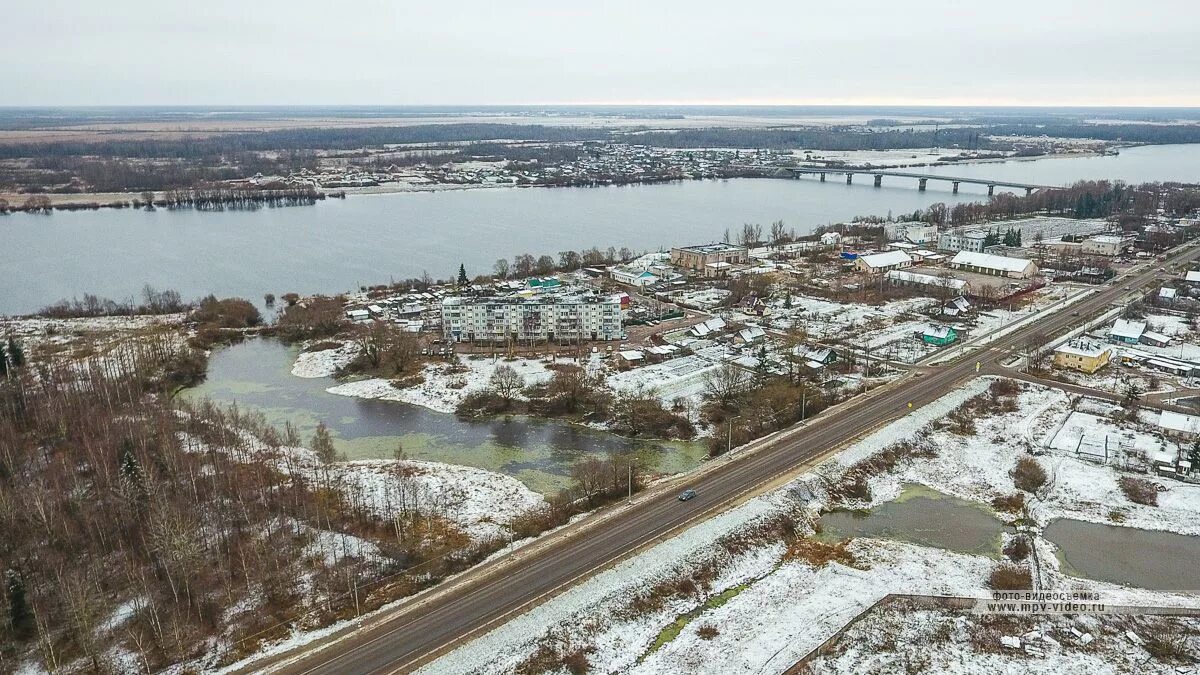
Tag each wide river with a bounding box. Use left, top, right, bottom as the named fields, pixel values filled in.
left=3, top=144, right=1197, bottom=315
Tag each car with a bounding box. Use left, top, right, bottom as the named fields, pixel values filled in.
left=678, top=489, right=697, bottom=501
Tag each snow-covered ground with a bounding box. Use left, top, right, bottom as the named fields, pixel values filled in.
left=807, top=605, right=1200, bottom=675
left=325, top=355, right=559, bottom=414
left=767, top=295, right=934, bottom=341
left=328, top=458, right=546, bottom=541
left=417, top=377, right=1200, bottom=674
left=291, top=341, right=361, bottom=378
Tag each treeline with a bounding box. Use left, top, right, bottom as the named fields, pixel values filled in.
left=987, top=123, right=1200, bottom=145
left=38, top=286, right=189, bottom=319
left=155, top=185, right=323, bottom=210
left=616, top=127, right=1005, bottom=151
left=878, top=180, right=1195, bottom=227
left=0, top=124, right=611, bottom=162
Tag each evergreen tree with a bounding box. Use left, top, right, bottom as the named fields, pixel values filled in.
left=457, top=264, right=468, bottom=286
left=119, top=438, right=149, bottom=510
left=0, top=342, right=7, bottom=378
left=6, top=569, right=32, bottom=639
left=312, top=422, right=337, bottom=465
left=1190, top=438, right=1200, bottom=467
left=5, top=338, right=23, bottom=368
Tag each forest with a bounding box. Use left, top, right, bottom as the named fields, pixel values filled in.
left=0, top=320, right=645, bottom=673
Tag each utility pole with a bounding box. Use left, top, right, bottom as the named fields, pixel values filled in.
left=628, top=462, right=633, bottom=502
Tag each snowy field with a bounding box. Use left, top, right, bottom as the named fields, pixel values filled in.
left=416, top=377, right=1200, bottom=674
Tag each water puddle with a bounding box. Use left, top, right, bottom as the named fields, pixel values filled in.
left=1045, top=518, right=1200, bottom=591
left=817, top=483, right=1006, bottom=557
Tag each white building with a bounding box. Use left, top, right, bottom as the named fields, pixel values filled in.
left=948, top=251, right=1038, bottom=279
left=885, top=269, right=968, bottom=294
left=442, top=292, right=622, bottom=344
left=1081, top=235, right=1125, bottom=257
left=886, top=221, right=938, bottom=245
left=937, top=229, right=988, bottom=253
left=820, top=231, right=843, bottom=247
left=610, top=266, right=660, bottom=288
left=854, top=250, right=913, bottom=274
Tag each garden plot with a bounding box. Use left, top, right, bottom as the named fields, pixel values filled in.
left=606, top=354, right=722, bottom=407
left=768, top=295, right=935, bottom=341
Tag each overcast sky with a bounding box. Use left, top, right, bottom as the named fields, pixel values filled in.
left=6, top=0, right=1199, bottom=107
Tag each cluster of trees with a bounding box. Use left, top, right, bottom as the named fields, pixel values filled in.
left=154, top=185, right=323, bottom=211
left=274, top=296, right=349, bottom=343
left=457, top=364, right=695, bottom=440
left=492, top=245, right=638, bottom=279
left=887, top=180, right=1181, bottom=228
left=699, top=356, right=859, bottom=457
left=719, top=220, right=796, bottom=248
left=38, top=286, right=188, bottom=319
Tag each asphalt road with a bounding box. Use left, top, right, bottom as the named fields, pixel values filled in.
left=269, top=244, right=1200, bottom=675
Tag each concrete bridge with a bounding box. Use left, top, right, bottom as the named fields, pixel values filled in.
left=783, top=166, right=1059, bottom=196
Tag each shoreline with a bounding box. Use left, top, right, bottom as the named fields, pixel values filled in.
left=0, top=144, right=1148, bottom=214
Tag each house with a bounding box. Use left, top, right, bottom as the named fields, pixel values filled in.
left=1141, top=331, right=1172, bottom=348
left=610, top=266, right=660, bottom=288
left=948, top=251, right=1038, bottom=279
left=943, top=296, right=972, bottom=317
left=1080, top=235, right=1125, bottom=257
left=736, top=325, right=766, bottom=344
left=1158, top=410, right=1200, bottom=439
left=820, top=231, right=843, bottom=247
left=1186, top=270, right=1200, bottom=284
left=793, top=345, right=837, bottom=370
left=346, top=308, right=371, bottom=323
left=618, top=350, right=645, bottom=366
left=690, top=316, right=727, bottom=338
left=922, top=325, right=957, bottom=346
left=1108, top=319, right=1146, bottom=344
left=1159, top=287, right=1178, bottom=302
left=1053, top=340, right=1111, bottom=374
left=937, top=228, right=988, bottom=253
left=886, top=221, right=938, bottom=245
left=854, top=250, right=913, bottom=274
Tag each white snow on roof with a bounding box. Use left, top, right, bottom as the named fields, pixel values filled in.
left=1159, top=410, right=1200, bottom=434
left=1187, top=270, right=1200, bottom=283
left=949, top=250, right=1033, bottom=273
left=1160, top=287, right=1178, bottom=299
left=1055, top=340, right=1109, bottom=359
left=858, top=250, right=912, bottom=269
left=618, top=350, right=644, bottom=360
left=1142, top=330, right=1172, bottom=344
left=1109, top=319, right=1146, bottom=340
left=885, top=270, right=966, bottom=290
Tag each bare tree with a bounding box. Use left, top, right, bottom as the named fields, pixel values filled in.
left=493, top=258, right=510, bottom=279
left=489, top=364, right=525, bottom=402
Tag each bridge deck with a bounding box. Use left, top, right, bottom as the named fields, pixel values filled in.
left=785, top=167, right=1057, bottom=190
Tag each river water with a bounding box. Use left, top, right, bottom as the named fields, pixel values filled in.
left=4, top=144, right=1197, bottom=316
left=181, top=338, right=706, bottom=493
